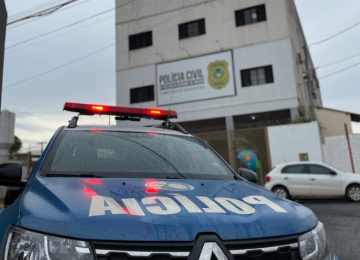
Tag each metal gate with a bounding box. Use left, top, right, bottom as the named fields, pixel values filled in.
left=196, top=128, right=271, bottom=186
left=233, top=127, right=271, bottom=186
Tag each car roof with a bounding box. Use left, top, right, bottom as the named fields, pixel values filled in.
left=274, top=161, right=328, bottom=168
left=63, top=125, right=192, bottom=137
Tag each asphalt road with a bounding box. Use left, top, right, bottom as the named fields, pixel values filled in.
left=1, top=201, right=359, bottom=260
left=299, top=200, right=360, bottom=260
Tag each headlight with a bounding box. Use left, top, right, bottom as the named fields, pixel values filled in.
left=299, top=222, right=334, bottom=260
left=3, top=226, right=95, bottom=260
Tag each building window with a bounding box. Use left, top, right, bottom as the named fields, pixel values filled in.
left=241, top=66, right=274, bottom=87
left=235, top=5, right=266, bottom=26
left=129, top=31, right=152, bottom=50
left=130, top=85, right=154, bottom=104
left=179, top=19, right=206, bottom=39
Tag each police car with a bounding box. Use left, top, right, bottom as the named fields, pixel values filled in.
left=0, top=103, right=339, bottom=260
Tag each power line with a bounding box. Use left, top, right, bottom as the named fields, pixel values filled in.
left=5, top=0, right=132, bottom=50
left=7, top=0, right=79, bottom=25
left=8, top=0, right=74, bottom=24
left=2, top=5, right=197, bottom=91
left=319, top=62, right=360, bottom=80
left=14, top=111, right=63, bottom=114
left=8, top=0, right=65, bottom=21
left=7, top=0, right=91, bottom=30
left=309, top=20, right=360, bottom=47
left=6, top=15, right=114, bottom=55
left=316, top=52, right=360, bottom=70
left=3, top=42, right=115, bottom=90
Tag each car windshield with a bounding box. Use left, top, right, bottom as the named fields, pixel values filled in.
left=41, top=130, right=235, bottom=180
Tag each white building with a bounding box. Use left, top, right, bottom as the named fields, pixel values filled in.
left=115, top=0, right=321, bottom=132
left=115, top=0, right=323, bottom=180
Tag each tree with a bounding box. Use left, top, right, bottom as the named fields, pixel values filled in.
left=9, top=136, right=22, bottom=156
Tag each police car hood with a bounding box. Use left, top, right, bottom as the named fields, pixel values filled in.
left=20, top=178, right=317, bottom=241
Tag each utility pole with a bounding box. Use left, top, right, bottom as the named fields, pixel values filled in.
left=303, top=46, right=316, bottom=121
left=0, top=0, right=7, bottom=111
left=344, top=124, right=355, bottom=173
left=38, top=142, right=46, bottom=154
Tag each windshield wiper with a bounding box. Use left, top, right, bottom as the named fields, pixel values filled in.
left=45, top=173, right=104, bottom=178
left=166, top=177, right=181, bottom=179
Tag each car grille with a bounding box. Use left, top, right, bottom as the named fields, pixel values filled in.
left=224, top=235, right=300, bottom=260
left=92, top=235, right=300, bottom=260
left=93, top=241, right=193, bottom=260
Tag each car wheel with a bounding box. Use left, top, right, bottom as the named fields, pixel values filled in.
left=347, top=184, right=360, bottom=202
left=272, top=186, right=290, bottom=199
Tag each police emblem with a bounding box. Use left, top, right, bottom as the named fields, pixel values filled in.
left=207, top=60, right=230, bottom=90
left=145, top=181, right=195, bottom=191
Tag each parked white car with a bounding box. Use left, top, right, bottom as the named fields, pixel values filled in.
left=264, top=161, right=360, bottom=202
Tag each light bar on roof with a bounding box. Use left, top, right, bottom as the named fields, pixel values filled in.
left=63, top=102, right=177, bottom=120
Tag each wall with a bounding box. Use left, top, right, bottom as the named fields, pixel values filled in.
left=116, top=0, right=290, bottom=71
left=285, top=0, right=321, bottom=108
left=267, top=121, right=323, bottom=167
left=322, top=135, right=360, bottom=173
left=316, top=108, right=353, bottom=139
left=116, top=39, right=299, bottom=124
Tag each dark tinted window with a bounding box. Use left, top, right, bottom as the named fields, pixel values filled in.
left=130, top=85, right=154, bottom=104
left=179, top=19, right=206, bottom=39
left=282, top=165, right=306, bottom=174
left=235, top=4, right=266, bottom=27
left=241, top=65, right=274, bottom=87
left=42, top=131, right=234, bottom=180
left=308, top=165, right=332, bottom=175
left=129, top=31, right=152, bottom=50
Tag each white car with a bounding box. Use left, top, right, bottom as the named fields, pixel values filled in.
left=264, top=161, right=360, bottom=202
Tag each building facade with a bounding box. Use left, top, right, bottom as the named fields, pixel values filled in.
left=115, top=0, right=323, bottom=179
left=115, top=0, right=321, bottom=131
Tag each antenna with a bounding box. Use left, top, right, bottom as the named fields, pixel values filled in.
left=162, top=84, right=176, bottom=130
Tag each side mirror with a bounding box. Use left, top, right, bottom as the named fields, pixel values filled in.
left=238, top=168, right=258, bottom=184
left=330, top=171, right=337, bottom=176
left=0, top=163, right=25, bottom=187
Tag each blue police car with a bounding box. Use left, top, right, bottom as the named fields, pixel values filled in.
left=0, top=103, right=339, bottom=260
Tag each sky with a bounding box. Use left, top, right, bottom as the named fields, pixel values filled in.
left=1, top=0, right=360, bottom=154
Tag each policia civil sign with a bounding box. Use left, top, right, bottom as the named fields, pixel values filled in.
left=156, top=51, right=235, bottom=106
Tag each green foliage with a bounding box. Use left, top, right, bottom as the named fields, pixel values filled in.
left=292, top=105, right=313, bottom=124
left=9, top=136, right=22, bottom=156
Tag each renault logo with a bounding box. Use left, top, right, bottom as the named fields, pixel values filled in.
left=199, top=242, right=228, bottom=260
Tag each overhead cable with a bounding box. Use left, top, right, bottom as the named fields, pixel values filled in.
left=7, top=0, right=79, bottom=25
left=2, top=5, right=196, bottom=90
left=316, top=52, right=360, bottom=70
left=5, top=0, right=132, bottom=50
left=319, top=62, right=360, bottom=80
left=309, top=20, right=360, bottom=47
left=7, top=0, right=90, bottom=30
left=6, top=15, right=114, bottom=55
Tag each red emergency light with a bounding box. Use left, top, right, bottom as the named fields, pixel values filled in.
left=63, top=102, right=177, bottom=120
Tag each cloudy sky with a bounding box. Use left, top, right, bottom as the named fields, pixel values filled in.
left=2, top=0, right=360, bottom=153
